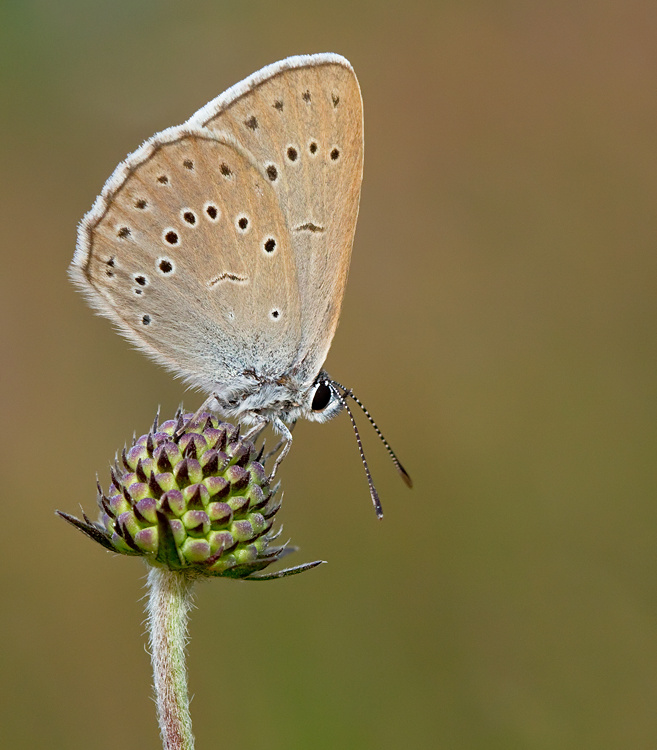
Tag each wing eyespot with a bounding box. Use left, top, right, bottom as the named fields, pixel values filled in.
left=163, top=229, right=179, bottom=246
left=263, top=238, right=277, bottom=254
left=157, top=258, right=175, bottom=275
left=205, top=203, right=220, bottom=221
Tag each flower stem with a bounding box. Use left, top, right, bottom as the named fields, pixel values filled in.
left=147, top=567, right=196, bottom=750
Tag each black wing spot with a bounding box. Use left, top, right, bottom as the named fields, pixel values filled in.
left=332, top=93, right=340, bottom=108
left=244, top=115, right=258, bottom=130
left=183, top=210, right=197, bottom=225
left=164, top=230, right=179, bottom=245
left=266, top=164, right=278, bottom=181
left=287, top=147, right=298, bottom=162
left=309, top=142, right=318, bottom=154
left=206, top=204, right=219, bottom=220
left=183, top=159, right=194, bottom=170
left=135, top=199, right=147, bottom=209
left=264, top=238, right=276, bottom=253
left=135, top=275, right=147, bottom=286
left=157, top=175, right=169, bottom=184
left=134, top=288, right=142, bottom=295
left=106, top=257, right=116, bottom=267
left=237, top=216, right=249, bottom=231
left=142, top=314, right=151, bottom=325
left=159, top=259, right=173, bottom=274
left=330, top=148, right=340, bottom=161
left=117, top=226, right=131, bottom=238
left=302, top=90, right=311, bottom=102
left=270, top=309, right=280, bottom=320
left=220, top=163, right=232, bottom=177
left=273, top=100, right=283, bottom=111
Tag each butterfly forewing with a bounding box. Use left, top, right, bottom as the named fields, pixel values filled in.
left=76, top=131, right=301, bottom=393
left=192, top=57, right=364, bottom=384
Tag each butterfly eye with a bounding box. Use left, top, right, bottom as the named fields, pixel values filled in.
left=311, top=382, right=332, bottom=412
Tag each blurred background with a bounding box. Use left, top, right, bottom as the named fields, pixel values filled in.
left=3, top=0, right=657, bottom=747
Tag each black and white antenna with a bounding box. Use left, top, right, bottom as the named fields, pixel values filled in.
left=330, top=379, right=412, bottom=518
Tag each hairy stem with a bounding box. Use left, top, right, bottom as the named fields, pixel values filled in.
left=147, top=567, right=196, bottom=750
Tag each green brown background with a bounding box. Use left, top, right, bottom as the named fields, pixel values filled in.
left=3, top=1, right=657, bottom=747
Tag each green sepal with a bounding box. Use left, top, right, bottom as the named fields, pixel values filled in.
left=244, top=560, right=326, bottom=580
left=56, top=510, right=134, bottom=554
left=154, top=510, right=185, bottom=569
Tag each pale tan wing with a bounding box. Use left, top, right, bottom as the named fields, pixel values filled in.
left=190, top=54, right=363, bottom=385
left=71, top=127, right=300, bottom=396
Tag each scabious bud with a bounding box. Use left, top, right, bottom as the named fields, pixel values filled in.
left=58, top=410, right=321, bottom=579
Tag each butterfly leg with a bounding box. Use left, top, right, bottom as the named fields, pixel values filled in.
left=263, top=420, right=296, bottom=462
left=269, top=418, right=294, bottom=480
left=243, top=416, right=268, bottom=442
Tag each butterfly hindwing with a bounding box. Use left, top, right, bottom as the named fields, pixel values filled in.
left=73, top=129, right=301, bottom=393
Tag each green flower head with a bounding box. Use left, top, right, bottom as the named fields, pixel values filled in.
left=58, top=409, right=322, bottom=580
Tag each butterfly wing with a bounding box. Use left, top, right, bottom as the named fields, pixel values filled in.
left=190, top=53, right=364, bottom=386
left=71, top=128, right=301, bottom=397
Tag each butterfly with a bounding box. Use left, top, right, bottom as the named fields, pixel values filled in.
left=70, top=53, right=410, bottom=516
